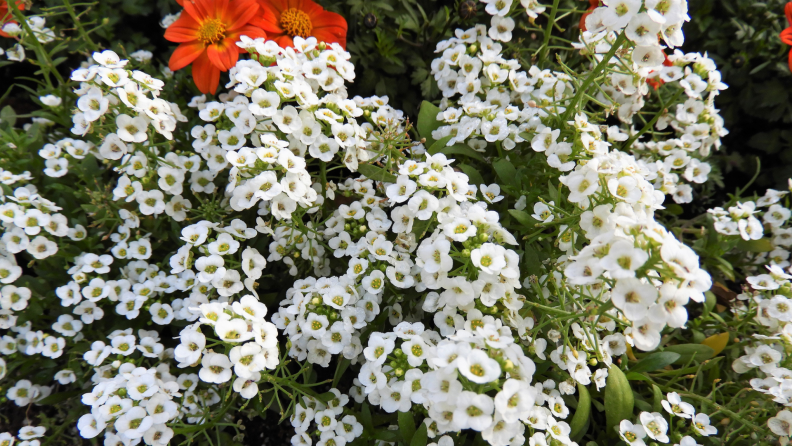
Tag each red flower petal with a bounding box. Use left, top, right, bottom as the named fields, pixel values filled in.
left=786, top=2, right=792, bottom=25
left=788, top=48, right=792, bottom=72
left=164, top=13, right=202, bottom=43
left=781, top=27, right=792, bottom=45
left=192, top=51, right=221, bottom=94
left=169, top=41, right=206, bottom=71
left=225, top=0, right=261, bottom=31
left=231, top=24, right=269, bottom=42
left=206, top=40, right=239, bottom=71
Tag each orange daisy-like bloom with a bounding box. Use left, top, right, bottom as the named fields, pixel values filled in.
left=0, top=1, right=25, bottom=38
left=165, top=0, right=268, bottom=94
left=256, top=0, right=347, bottom=49
left=781, top=2, right=792, bottom=71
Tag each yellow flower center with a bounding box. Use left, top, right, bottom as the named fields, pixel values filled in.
left=280, top=8, right=312, bottom=37
left=199, top=18, right=227, bottom=45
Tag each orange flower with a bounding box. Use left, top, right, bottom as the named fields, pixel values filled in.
left=0, top=1, right=25, bottom=38
left=781, top=2, right=792, bottom=71
left=256, top=0, right=347, bottom=49
left=165, top=0, right=268, bottom=94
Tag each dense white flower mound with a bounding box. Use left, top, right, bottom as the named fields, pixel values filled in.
left=1, top=0, right=790, bottom=445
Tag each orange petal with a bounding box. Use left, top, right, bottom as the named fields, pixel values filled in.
left=786, top=2, right=792, bottom=25
left=259, top=0, right=289, bottom=14
left=169, top=41, right=206, bottom=71
left=183, top=0, right=208, bottom=22
left=192, top=52, right=221, bottom=94
left=206, top=41, right=239, bottom=71
left=789, top=49, right=792, bottom=73
left=225, top=0, right=261, bottom=31
left=232, top=24, right=268, bottom=41
left=199, top=0, right=229, bottom=19
left=310, top=10, right=348, bottom=34
left=782, top=28, right=792, bottom=45
left=164, top=13, right=202, bottom=43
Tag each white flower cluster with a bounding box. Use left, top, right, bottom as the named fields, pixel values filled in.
left=270, top=148, right=530, bottom=372
left=77, top=354, right=181, bottom=444
left=2, top=15, right=55, bottom=62
left=431, top=24, right=574, bottom=146
left=709, top=188, right=790, bottom=243
left=432, top=0, right=726, bottom=205
left=290, top=390, right=364, bottom=446
left=0, top=426, right=47, bottom=446
left=358, top=324, right=544, bottom=446
left=618, top=391, right=718, bottom=445
left=173, top=297, right=278, bottom=399
left=0, top=184, right=77, bottom=265
left=224, top=36, right=406, bottom=219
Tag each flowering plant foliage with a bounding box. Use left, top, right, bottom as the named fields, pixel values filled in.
left=0, top=0, right=789, bottom=446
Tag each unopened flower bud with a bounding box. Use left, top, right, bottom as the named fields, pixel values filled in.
left=459, top=0, right=477, bottom=19
left=363, top=13, right=377, bottom=29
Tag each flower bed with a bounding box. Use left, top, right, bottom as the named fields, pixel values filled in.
left=0, top=0, right=790, bottom=445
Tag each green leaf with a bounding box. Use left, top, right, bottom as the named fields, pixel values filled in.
left=604, top=367, right=634, bottom=437
left=493, top=159, right=518, bottom=188
left=651, top=385, right=663, bottom=413
left=398, top=412, right=416, bottom=445
left=432, top=143, right=486, bottom=162
left=625, top=371, right=651, bottom=382
left=357, top=163, right=397, bottom=183
left=663, top=344, right=715, bottom=364
left=35, top=390, right=81, bottom=405
left=522, top=244, right=542, bottom=274
left=633, top=394, right=652, bottom=412
left=665, top=203, right=684, bottom=215
left=361, top=403, right=374, bottom=432
left=508, top=210, right=536, bottom=228
left=427, top=135, right=453, bottom=154
left=332, top=358, right=350, bottom=389
left=410, top=424, right=428, bottom=446
left=736, top=238, right=773, bottom=252
left=412, top=218, right=432, bottom=239
left=0, top=105, right=16, bottom=128
left=417, top=100, right=442, bottom=144
left=630, top=352, right=681, bottom=373
left=372, top=430, right=401, bottom=442
left=458, top=164, right=484, bottom=185
left=569, top=383, right=591, bottom=440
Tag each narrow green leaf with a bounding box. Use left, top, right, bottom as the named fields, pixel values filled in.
left=361, top=403, right=374, bottom=432
left=417, top=100, right=442, bottom=144
left=508, top=209, right=536, bottom=228
left=32, top=390, right=81, bottom=405
left=569, top=383, right=591, bottom=440
left=412, top=218, right=433, bottom=239
left=433, top=143, right=486, bottom=162
left=458, top=164, right=484, bottom=185
left=630, top=352, right=681, bottom=373
left=663, top=344, right=715, bottom=364
left=736, top=238, right=774, bottom=252
left=398, top=412, right=416, bottom=446
left=427, top=135, right=453, bottom=154
left=604, top=366, right=634, bottom=437
left=651, top=385, right=663, bottom=413
left=410, top=424, right=428, bottom=446
left=493, top=159, right=518, bottom=187
left=357, top=163, right=397, bottom=183
left=332, top=358, right=350, bottom=389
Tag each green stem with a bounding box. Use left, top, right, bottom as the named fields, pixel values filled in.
left=563, top=32, right=628, bottom=121
left=539, top=0, right=562, bottom=66
left=62, top=0, right=99, bottom=52
left=623, top=88, right=684, bottom=149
